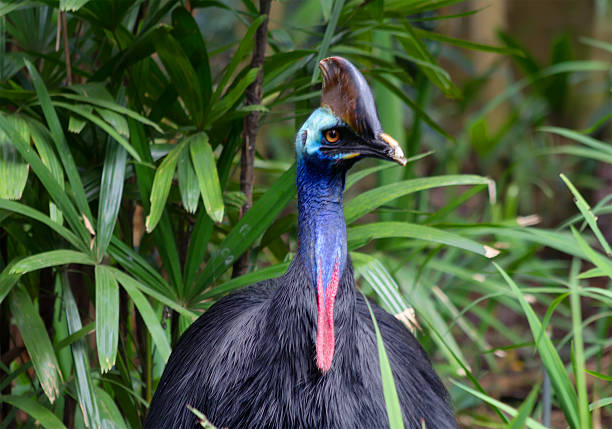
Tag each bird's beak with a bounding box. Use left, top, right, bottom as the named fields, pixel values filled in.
left=319, top=56, right=407, bottom=167
left=362, top=133, right=408, bottom=166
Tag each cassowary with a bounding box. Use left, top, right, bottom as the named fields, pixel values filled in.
left=145, top=57, right=458, bottom=429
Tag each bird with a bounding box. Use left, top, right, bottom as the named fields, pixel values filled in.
left=144, top=56, right=458, bottom=429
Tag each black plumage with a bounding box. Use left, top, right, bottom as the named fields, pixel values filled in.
left=145, top=56, right=457, bottom=429
left=145, top=257, right=457, bottom=428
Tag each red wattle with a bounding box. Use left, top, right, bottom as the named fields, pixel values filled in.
left=316, top=259, right=339, bottom=372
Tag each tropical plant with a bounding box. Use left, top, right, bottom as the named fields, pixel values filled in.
left=0, top=0, right=610, bottom=428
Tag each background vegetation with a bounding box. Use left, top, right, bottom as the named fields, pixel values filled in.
left=0, top=0, right=610, bottom=428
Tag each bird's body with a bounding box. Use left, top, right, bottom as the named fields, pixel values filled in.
left=145, top=257, right=456, bottom=428
left=145, top=57, right=457, bottom=429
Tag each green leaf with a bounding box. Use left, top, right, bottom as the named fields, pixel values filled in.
left=344, top=175, right=491, bottom=223
left=115, top=272, right=172, bottom=362
left=351, top=252, right=410, bottom=317
left=395, top=23, right=460, bottom=98
left=208, top=67, right=259, bottom=124
left=311, top=0, right=345, bottom=83
left=189, top=133, right=224, bottom=223
left=452, top=381, right=549, bottom=429
left=371, top=74, right=453, bottom=141
left=0, top=395, right=67, bottom=429
left=177, top=148, right=199, bottom=213
left=62, top=275, right=101, bottom=428
left=193, top=165, right=296, bottom=298
left=96, top=140, right=127, bottom=260
left=153, top=27, right=204, bottom=127
left=60, top=0, right=91, bottom=11
left=9, top=285, right=62, bottom=403
left=27, top=119, right=65, bottom=224
left=0, top=114, right=29, bottom=200
left=52, top=102, right=141, bottom=162
left=212, top=15, right=266, bottom=103
left=95, top=265, right=119, bottom=373
left=110, top=267, right=197, bottom=319
left=95, top=387, right=129, bottom=429
left=363, top=295, right=405, bottom=429
left=493, top=263, right=580, bottom=429
left=10, top=250, right=94, bottom=275
left=146, top=139, right=189, bottom=232
left=24, top=60, right=93, bottom=223
left=508, top=382, right=541, bottom=429
left=171, top=7, right=212, bottom=109
left=349, top=222, right=498, bottom=257
left=0, top=198, right=82, bottom=250
left=201, top=262, right=289, bottom=300
left=413, top=27, right=523, bottom=56
left=56, top=93, right=162, bottom=132
left=568, top=260, right=591, bottom=429
left=560, top=174, right=611, bottom=256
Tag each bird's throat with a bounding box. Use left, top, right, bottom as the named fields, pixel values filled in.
left=296, top=159, right=347, bottom=372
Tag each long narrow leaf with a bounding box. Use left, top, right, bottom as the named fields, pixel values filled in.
left=96, top=140, right=127, bottom=260
left=62, top=275, right=101, bottom=428
left=0, top=395, right=67, bottom=429
left=146, top=139, right=188, bottom=232
left=349, top=222, right=499, bottom=258
left=9, top=285, right=62, bottom=403
left=363, top=296, right=405, bottom=429
left=24, top=60, right=93, bottom=221
left=95, top=265, right=119, bottom=373
left=494, top=263, right=580, bottom=428
left=10, top=250, right=94, bottom=275
left=344, top=175, right=491, bottom=223
left=189, top=132, right=224, bottom=223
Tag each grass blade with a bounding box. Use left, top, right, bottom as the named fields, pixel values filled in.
left=493, top=262, right=580, bottom=428
left=0, top=395, right=67, bottom=429
left=95, top=265, right=119, bottom=373
left=363, top=295, right=405, bottom=429
left=560, top=173, right=611, bottom=256
left=9, top=285, right=62, bottom=403
left=349, top=222, right=499, bottom=258
left=189, top=132, right=224, bottom=223
left=344, top=175, right=491, bottom=223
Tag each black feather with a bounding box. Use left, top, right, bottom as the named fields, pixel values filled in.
left=145, top=256, right=457, bottom=429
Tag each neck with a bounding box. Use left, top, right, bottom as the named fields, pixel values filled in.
left=296, top=157, right=347, bottom=371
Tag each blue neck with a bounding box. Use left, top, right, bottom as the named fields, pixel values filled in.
left=296, top=157, right=347, bottom=296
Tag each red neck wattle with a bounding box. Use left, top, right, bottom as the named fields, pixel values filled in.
left=316, top=258, right=340, bottom=372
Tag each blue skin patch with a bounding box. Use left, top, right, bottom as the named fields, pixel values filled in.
left=295, top=107, right=349, bottom=299
left=295, top=107, right=349, bottom=163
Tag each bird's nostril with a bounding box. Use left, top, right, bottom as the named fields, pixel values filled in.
left=302, top=130, right=308, bottom=147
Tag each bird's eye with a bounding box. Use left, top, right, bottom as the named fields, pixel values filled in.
left=324, top=129, right=340, bottom=144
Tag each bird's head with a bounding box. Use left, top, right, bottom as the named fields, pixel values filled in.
left=296, top=56, right=407, bottom=171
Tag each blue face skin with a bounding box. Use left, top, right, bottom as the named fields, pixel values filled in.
left=295, top=107, right=351, bottom=299
left=295, top=107, right=350, bottom=166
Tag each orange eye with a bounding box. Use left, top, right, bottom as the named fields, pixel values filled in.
left=324, top=129, right=340, bottom=143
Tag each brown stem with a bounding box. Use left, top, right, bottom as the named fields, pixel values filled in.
left=232, top=0, right=272, bottom=278
left=61, top=12, right=72, bottom=85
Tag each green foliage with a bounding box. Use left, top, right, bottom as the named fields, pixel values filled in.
left=0, top=1, right=611, bottom=428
